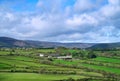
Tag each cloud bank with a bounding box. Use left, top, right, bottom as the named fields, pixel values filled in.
left=0, top=0, right=120, bottom=43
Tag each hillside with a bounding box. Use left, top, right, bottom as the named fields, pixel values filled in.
left=0, top=37, right=29, bottom=47
left=89, top=43, right=120, bottom=49
left=0, top=37, right=94, bottom=48
left=1, top=37, right=120, bottom=49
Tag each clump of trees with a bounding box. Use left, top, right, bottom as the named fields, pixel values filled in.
left=55, top=47, right=97, bottom=59
left=72, top=50, right=97, bottom=59
left=87, top=51, right=97, bottom=59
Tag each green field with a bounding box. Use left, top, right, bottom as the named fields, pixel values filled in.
left=82, top=63, right=120, bottom=74
left=93, top=57, right=120, bottom=64
left=0, top=48, right=120, bottom=81
left=0, top=73, right=86, bottom=81
left=53, top=59, right=120, bottom=75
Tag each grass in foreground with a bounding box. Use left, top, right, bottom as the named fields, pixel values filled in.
left=0, top=73, right=86, bottom=81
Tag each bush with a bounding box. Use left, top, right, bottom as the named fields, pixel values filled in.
left=11, top=69, right=14, bottom=72
left=87, top=54, right=97, bottom=59
left=48, top=58, right=53, bottom=61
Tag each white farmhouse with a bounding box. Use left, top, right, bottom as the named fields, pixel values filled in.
left=39, top=54, right=44, bottom=57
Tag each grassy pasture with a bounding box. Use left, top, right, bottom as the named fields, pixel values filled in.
left=53, top=59, right=79, bottom=65
left=81, top=63, right=120, bottom=74
left=52, top=58, right=120, bottom=74
left=0, top=51, right=10, bottom=55
left=0, top=73, right=86, bottom=81
left=0, top=48, right=120, bottom=81
left=93, top=57, right=120, bottom=64
left=0, top=55, right=103, bottom=79
left=0, top=63, right=11, bottom=69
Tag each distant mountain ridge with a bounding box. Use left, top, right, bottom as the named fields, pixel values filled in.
left=24, top=40, right=95, bottom=48
left=89, top=43, right=120, bottom=49
left=0, top=37, right=28, bottom=47
left=0, top=37, right=94, bottom=48
left=0, top=37, right=120, bottom=49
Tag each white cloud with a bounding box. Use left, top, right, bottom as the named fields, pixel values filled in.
left=74, top=0, right=94, bottom=12
left=108, top=0, right=120, bottom=5
left=0, top=0, right=120, bottom=43
left=66, top=14, right=98, bottom=28
left=5, top=13, right=15, bottom=21
left=100, top=0, right=120, bottom=18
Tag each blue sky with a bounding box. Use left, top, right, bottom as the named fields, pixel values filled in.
left=0, top=0, right=120, bottom=43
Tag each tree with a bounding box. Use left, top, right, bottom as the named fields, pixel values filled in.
left=87, top=51, right=97, bottom=59
left=55, top=47, right=67, bottom=54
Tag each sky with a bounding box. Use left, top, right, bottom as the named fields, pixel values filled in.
left=0, top=0, right=120, bottom=43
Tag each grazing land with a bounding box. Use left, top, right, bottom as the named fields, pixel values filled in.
left=0, top=48, right=120, bottom=81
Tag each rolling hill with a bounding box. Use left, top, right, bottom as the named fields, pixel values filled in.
left=0, top=37, right=29, bottom=47
left=0, top=37, right=94, bottom=48
left=89, top=43, right=120, bottom=49
left=1, top=37, right=120, bottom=49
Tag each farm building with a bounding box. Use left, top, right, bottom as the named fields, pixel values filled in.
left=48, top=54, right=72, bottom=60
left=48, top=54, right=60, bottom=58
left=57, top=55, right=72, bottom=60
left=39, top=54, right=44, bottom=57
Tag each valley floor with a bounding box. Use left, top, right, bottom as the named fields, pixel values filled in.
left=0, top=48, right=120, bottom=81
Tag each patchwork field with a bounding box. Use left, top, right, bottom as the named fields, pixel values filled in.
left=0, top=48, right=120, bottom=81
